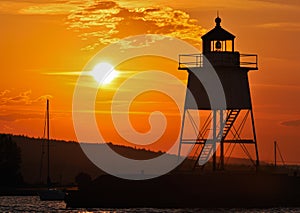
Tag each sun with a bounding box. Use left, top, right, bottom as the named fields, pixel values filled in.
left=90, top=62, right=119, bottom=85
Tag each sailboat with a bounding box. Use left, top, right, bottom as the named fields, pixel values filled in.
left=38, top=99, right=65, bottom=201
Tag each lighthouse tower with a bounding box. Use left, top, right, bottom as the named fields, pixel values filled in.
left=178, top=16, right=259, bottom=170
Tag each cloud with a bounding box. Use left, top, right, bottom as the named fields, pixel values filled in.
left=281, top=120, right=300, bottom=127
left=255, top=22, right=300, bottom=31
left=250, top=0, right=300, bottom=7
left=0, top=90, right=32, bottom=105
left=8, top=0, right=68, bottom=3
left=0, top=89, right=67, bottom=122
left=0, top=113, right=43, bottom=122
left=0, top=90, right=52, bottom=106
left=1, top=124, right=13, bottom=132
left=157, top=0, right=300, bottom=11
left=19, top=0, right=206, bottom=50
left=44, top=71, right=84, bottom=76
left=0, top=90, right=10, bottom=97
left=19, top=3, right=80, bottom=15
left=114, top=34, right=173, bottom=50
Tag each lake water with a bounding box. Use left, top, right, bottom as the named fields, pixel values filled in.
left=0, top=196, right=299, bottom=212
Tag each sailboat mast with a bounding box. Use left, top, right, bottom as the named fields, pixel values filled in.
left=47, top=99, right=51, bottom=186
left=274, top=141, right=277, bottom=167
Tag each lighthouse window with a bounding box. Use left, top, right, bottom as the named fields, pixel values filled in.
left=210, top=40, right=234, bottom=52
left=226, top=40, right=233, bottom=52
left=211, top=40, right=225, bottom=52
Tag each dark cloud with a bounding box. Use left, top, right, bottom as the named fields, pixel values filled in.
left=116, top=7, right=143, bottom=19
left=86, top=1, right=118, bottom=11
left=144, top=8, right=160, bottom=13
left=281, top=120, right=300, bottom=127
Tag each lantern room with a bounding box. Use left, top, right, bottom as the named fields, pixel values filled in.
left=202, top=16, right=235, bottom=53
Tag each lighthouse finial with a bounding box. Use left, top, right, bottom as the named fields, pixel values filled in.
left=215, top=11, right=221, bottom=27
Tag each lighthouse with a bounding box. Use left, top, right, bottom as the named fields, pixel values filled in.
left=178, top=16, right=259, bottom=170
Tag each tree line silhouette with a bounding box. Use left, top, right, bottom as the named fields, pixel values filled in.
left=0, top=134, right=23, bottom=187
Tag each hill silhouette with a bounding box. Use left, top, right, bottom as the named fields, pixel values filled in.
left=2, top=134, right=165, bottom=185
left=0, top=134, right=274, bottom=185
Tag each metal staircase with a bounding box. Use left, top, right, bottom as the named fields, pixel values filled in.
left=193, top=109, right=241, bottom=169
left=189, top=113, right=212, bottom=163
left=220, top=109, right=240, bottom=140
left=196, top=139, right=215, bottom=166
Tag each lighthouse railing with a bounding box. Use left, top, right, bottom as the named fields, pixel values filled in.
left=178, top=54, right=203, bottom=69
left=178, top=53, right=258, bottom=70
left=240, top=54, right=258, bottom=70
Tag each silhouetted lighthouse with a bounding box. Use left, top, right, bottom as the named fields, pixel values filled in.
left=178, top=16, right=259, bottom=170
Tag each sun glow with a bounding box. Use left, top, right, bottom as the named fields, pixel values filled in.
left=90, top=62, right=119, bottom=85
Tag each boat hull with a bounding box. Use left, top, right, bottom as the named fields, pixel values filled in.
left=39, top=189, right=65, bottom=201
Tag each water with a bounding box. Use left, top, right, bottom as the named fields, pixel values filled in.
left=0, top=196, right=299, bottom=213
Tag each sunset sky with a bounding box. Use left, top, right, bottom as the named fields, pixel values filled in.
left=0, top=0, right=300, bottom=164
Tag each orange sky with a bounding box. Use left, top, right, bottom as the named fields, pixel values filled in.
left=0, top=0, right=300, bottom=164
